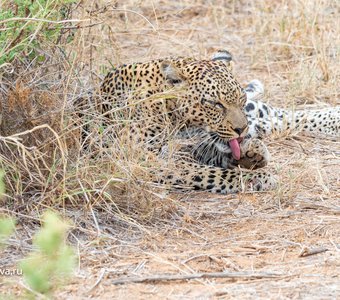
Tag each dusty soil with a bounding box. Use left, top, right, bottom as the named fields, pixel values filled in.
left=1, top=0, right=339, bottom=299
left=61, top=196, right=340, bottom=299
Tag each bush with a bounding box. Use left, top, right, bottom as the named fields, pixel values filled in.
left=20, top=211, right=76, bottom=296
left=0, top=0, right=76, bottom=67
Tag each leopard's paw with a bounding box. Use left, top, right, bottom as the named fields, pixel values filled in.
left=237, top=138, right=270, bottom=169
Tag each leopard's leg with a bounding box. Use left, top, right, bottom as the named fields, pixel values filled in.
left=244, top=80, right=340, bottom=138
left=159, top=160, right=277, bottom=194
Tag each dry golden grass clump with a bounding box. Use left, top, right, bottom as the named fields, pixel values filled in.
left=0, top=47, right=176, bottom=229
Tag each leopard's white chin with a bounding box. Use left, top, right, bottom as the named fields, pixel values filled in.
left=214, top=141, right=232, bottom=153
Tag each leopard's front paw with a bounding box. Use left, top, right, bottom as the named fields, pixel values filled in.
left=237, top=138, right=270, bottom=170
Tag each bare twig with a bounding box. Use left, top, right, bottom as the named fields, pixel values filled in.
left=48, top=21, right=104, bottom=31
left=86, top=269, right=106, bottom=293
left=87, top=5, right=157, bottom=32
left=107, top=8, right=157, bottom=32
left=0, top=18, right=91, bottom=25
left=111, top=271, right=287, bottom=285
left=299, top=247, right=329, bottom=257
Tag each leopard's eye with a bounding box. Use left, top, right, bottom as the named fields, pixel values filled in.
left=215, top=102, right=225, bottom=110
left=201, top=99, right=225, bottom=111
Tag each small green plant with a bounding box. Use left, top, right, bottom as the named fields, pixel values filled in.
left=20, top=211, right=76, bottom=296
left=0, top=169, right=15, bottom=247
left=0, top=217, right=15, bottom=247
left=0, top=0, right=76, bottom=67
left=0, top=169, right=5, bottom=198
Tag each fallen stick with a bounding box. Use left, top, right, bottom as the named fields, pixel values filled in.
left=299, top=247, right=329, bottom=257
left=111, top=271, right=286, bottom=285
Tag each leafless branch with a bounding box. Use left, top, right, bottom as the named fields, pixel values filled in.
left=111, top=271, right=288, bottom=285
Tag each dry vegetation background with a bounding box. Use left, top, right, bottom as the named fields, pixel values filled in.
left=1, top=0, right=339, bottom=299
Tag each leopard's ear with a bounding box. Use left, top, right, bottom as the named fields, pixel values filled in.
left=161, top=60, right=186, bottom=85
left=211, top=50, right=234, bottom=71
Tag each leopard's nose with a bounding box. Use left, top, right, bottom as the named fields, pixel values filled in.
left=233, top=126, right=247, bottom=136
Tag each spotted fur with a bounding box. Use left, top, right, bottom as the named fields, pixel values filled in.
left=189, top=79, right=339, bottom=170
left=99, top=51, right=339, bottom=194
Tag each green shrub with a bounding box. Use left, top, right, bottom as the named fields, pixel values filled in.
left=0, top=169, right=15, bottom=246
left=0, top=0, right=76, bottom=67
left=0, top=217, right=15, bottom=246
left=20, top=211, right=76, bottom=296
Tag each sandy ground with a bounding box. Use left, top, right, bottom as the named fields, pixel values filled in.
left=61, top=200, right=340, bottom=299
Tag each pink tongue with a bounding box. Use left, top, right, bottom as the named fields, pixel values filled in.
left=229, top=138, right=241, bottom=160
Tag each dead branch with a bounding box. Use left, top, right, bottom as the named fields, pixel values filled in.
left=299, top=247, right=329, bottom=257
left=111, top=271, right=288, bottom=285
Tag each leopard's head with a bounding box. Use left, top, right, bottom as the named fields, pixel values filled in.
left=161, top=51, right=248, bottom=144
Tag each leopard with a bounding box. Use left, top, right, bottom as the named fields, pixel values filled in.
left=99, top=50, right=339, bottom=194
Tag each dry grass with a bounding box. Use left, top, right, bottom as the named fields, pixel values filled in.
left=0, top=0, right=339, bottom=299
